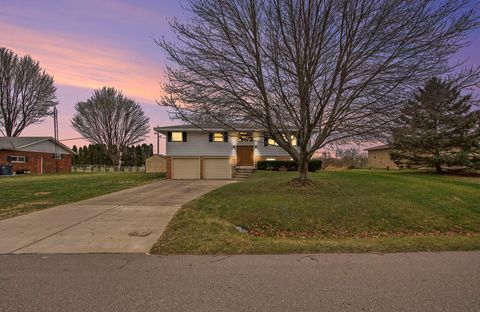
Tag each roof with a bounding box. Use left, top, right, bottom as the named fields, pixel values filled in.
left=0, top=137, right=74, bottom=154
left=154, top=123, right=293, bottom=133
left=364, top=144, right=392, bottom=151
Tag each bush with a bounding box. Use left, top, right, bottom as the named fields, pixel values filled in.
left=256, top=160, right=322, bottom=172
left=256, top=160, right=297, bottom=171
left=308, top=159, right=322, bottom=172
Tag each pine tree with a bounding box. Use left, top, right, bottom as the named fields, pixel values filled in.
left=390, top=78, right=480, bottom=173
left=72, top=145, right=79, bottom=165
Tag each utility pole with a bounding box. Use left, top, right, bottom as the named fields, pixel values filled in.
left=53, top=106, right=59, bottom=173
left=156, top=131, right=160, bottom=155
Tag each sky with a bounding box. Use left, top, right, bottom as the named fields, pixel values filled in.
left=1, top=0, right=480, bottom=154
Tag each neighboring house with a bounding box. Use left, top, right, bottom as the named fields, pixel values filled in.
left=365, top=144, right=398, bottom=169
left=145, top=154, right=167, bottom=173
left=0, top=137, right=74, bottom=174
left=154, top=124, right=295, bottom=179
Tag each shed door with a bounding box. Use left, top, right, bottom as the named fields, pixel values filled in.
left=173, top=158, right=200, bottom=179
left=204, top=158, right=231, bottom=179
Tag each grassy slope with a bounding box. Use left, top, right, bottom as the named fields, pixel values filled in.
left=152, top=170, right=480, bottom=254
left=0, top=172, right=164, bottom=220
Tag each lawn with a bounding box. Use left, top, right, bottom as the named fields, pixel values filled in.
left=0, top=172, right=164, bottom=220
left=152, top=170, right=480, bottom=254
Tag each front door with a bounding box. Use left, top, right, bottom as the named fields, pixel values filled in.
left=236, top=146, right=254, bottom=166
left=35, top=156, right=43, bottom=174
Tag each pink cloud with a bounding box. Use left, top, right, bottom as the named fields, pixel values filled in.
left=0, top=21, right=163, bottom=104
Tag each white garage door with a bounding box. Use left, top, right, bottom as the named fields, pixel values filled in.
left=173, top=158, right=200, bottom=179
left=204, top=158, right=231, bottom=179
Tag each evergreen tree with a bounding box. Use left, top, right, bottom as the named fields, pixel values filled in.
left=78, top=146, right=84, bottom=164
left=72, top=145, right=79, bottom=165
left=390, top=78, right=480, bottom=173
left=135, top=145, right=143, bottom=166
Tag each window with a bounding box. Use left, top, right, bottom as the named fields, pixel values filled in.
left=267, top=138, right=278, bottom=146
left=264, top=134, right=297, bottom=146
left=238, top=131, right=253, bottom=142
left=171, top=132, right=183, bottom=142
left=209, top=132, right=227, bottom=142
left=9, top=156, right=26, bottom=163
left=168, top=131, right=187, bottom=142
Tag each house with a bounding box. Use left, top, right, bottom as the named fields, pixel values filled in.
left=0, top=137, right=74, bottom=174
left=365, top=144, right=398, bottom=169
left=154, top=124, right=295, bottom=179
left=145, top=154, right=167, bottom=173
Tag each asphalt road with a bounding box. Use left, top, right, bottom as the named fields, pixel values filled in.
left=1, top=252, right=479, bottom=312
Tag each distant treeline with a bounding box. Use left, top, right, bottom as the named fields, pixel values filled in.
left=72, top=144, right=154, bottom=166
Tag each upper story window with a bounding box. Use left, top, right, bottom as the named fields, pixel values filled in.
left=267, top=138, right=278, bottom=146
left=168, top=131, right=187, bottom=142
left=264, top=134, right=298, bottom=146
left=209, top=132, right=228, bottom=142
left=238, top=131, right=253, bottom=142
left=8, top=155, right=26, bottom=163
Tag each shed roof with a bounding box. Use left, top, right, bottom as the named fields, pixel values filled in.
left=364, top=144, right=392, bottom=151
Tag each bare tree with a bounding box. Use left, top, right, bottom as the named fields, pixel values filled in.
left=0, top=47, right=57, bottom=137
left=158, top=0, right=479, bottom=185
left=71, top=87, right=150, bottom=168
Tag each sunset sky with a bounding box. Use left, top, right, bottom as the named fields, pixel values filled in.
left=1, top=0, right=480, bottom=153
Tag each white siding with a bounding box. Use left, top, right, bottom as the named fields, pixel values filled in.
left=166, top=131, right=292, bottom=157
left=167, top=132, right=235, bottom=156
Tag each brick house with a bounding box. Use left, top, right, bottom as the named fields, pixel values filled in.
left=0, top=137, right=74, bottom=174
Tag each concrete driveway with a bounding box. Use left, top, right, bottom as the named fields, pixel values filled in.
left=0, top=179, right=234, bottom=254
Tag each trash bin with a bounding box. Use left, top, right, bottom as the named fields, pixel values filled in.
left=1, top=164, right=13, bottom=176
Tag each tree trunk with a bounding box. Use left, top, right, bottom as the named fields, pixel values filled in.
left=435, top=163, right=442, bottom=174
left=297, top=158, right=309, bottom=186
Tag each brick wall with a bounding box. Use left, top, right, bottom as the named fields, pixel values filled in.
left=166, top=156, right=172, bottom=179
left=0, top=150, right=72, bottom=174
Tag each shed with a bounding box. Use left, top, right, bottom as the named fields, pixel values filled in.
left=365, top=145, right=398, bottom=169
left=145, top=155, right=167, bottom=173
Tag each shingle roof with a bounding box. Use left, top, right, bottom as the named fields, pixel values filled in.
left=0, top=137, right=74, bottom=153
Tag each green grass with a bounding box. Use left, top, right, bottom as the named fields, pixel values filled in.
left=152, top=170, right=480, bottom=254
left=0, top=172, right=164, bottom=220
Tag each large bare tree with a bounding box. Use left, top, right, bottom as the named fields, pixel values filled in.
left=158, top=0, right=479, bottom=184
left=0, top=47, right=57, bottom=137
left=71, top=87, right=150, bottom=167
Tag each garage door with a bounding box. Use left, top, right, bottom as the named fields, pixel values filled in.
left=204, top=158, right=231, bottom=179
left=173, top=158, right=200, bottom=179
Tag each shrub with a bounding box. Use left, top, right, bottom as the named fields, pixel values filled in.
left=257, top=160, right=322, bottom=172
left=308, top=159, right=322, bottom=172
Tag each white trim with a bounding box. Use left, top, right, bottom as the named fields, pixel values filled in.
left=9, top=155, right=26, bottom=163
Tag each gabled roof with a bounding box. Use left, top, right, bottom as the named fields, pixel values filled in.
left=365, top=144, right=392, bottom=151
left=0, top=137, right=74, bottom=154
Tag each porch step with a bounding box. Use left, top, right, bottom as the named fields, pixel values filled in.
left=233, top=167, right=255, bottom=180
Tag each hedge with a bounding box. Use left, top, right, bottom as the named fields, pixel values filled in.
left=257, top=159, right=322, bottom=172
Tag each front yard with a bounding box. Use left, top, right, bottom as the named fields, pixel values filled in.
left=0, top=172, right=164, bottom=220
left=152, top=170, right=480, bottom=254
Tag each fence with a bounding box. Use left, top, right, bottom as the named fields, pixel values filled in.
left=72, top=165, right=145, bottom=173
